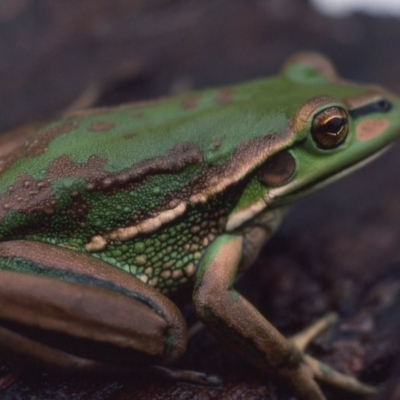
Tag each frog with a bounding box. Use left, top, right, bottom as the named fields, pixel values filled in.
left=0, top=52, right=398, bottom=400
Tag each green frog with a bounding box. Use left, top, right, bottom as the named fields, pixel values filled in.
left=0, top=53, right=398, bottom=399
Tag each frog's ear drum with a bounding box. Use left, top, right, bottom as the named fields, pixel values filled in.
left=258, top=150, right=296, bottom=187
left=281, top=52, right=339, bottom=83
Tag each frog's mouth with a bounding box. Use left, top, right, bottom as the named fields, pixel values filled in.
left=225, top=144, right=390, bottom=232
left=267, top=144, right=392, bottom=203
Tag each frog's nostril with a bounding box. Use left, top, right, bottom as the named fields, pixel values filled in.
left=376, top=99, right=392, bottom=112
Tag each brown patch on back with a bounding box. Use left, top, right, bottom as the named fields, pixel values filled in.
left=214, top=88, right=234, bottom=104
left=182, top=95, right=201, bottom=110
left=0, top=157, right=93, bottom=219
left=0, top=155, right=107, bottom=220
left=212, top=137, right=224, bottom=149
left=46, top=155, right=108, bottom=182
left=0, top=174, right=56, bottom=220
left=88, top=122, right=115, bottom=132
left=0, top=121, right=78, bottom=176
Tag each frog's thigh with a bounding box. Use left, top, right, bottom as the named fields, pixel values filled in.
left=0, top=240, right=187, bottom=371
left=193, top=234, right=326, bottom=400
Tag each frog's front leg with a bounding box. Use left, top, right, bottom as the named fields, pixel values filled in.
left=193, top=234, right=375, bottom=400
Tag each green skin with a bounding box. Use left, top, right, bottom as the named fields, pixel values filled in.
left=0, top=53, right=399, bottom=400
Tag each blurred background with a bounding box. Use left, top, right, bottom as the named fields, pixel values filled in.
left=0, top=1, right=399, bottom=399
left=1, top=0, right=400, bottom=132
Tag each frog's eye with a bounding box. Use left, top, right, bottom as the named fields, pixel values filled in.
left=311, top=107, right=349, bottom=149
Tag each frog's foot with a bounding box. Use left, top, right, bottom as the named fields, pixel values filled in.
left=289, top=313, right=377, bottom=396
left=150, top=365, right=221, bottom=386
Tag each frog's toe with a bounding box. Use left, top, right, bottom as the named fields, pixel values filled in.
left=304, top=354, right=377, bottom=396
left=289, top=312, right=338, bottom=351
left=289, top=314, right=377, bottom=396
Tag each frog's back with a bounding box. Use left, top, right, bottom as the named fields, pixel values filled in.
left=0, top=107, right=244, bottom=292
left=0, top=75, right=288, bottom=233
left=0, top=68, right=359, bottom=291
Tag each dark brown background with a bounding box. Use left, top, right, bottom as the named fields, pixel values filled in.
left=0, top=0, right=399, bottom=399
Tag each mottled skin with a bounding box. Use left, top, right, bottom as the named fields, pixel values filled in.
left=0, top=53, right=399, bottom=400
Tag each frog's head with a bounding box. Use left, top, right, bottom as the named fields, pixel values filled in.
left=226, top=53, right=400, bottom=231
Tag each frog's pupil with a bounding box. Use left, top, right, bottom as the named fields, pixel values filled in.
left=325, top=117, right=346, bottom=135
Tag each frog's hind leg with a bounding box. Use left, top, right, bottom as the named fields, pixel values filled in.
left=289, top=312, right=338, bottom=352
left=0, top=240, right=221, bottom=385
left=289, top=313, right=377, bottom=396
left=0, top=241, right=187, bottom=371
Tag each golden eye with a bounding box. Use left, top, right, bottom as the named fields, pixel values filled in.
left=311, top=107, right=349, bottom=149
